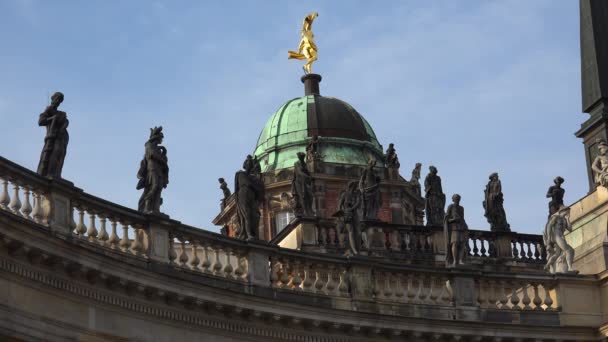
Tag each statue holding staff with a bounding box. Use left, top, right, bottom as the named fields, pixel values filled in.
left=136, top=127, right=169, bottom=214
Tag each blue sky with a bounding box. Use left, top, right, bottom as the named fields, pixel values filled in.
left=0, top=1, right=584, bottom=234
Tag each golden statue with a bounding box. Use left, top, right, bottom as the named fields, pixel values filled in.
left=288, top=12, right=318, bottom=74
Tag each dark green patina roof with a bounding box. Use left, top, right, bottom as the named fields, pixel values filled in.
left=254, top=95, right=384, bottom=172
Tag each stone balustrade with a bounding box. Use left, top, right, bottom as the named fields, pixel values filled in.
left=477, top=275, right=557, bottom=311
left=0, top=155, right=565, bottom=313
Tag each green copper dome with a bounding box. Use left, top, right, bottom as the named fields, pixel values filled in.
left=253, top=94, right=384, bottom=172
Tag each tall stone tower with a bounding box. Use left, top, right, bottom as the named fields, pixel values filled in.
left=576, top=0, right=608, bottom=191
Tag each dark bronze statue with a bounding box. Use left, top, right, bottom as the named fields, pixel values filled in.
left=306, top=135, right=321, bottom=162
left=386, top=143, right=400, bottom=168
left=483, top=172, right=510, bottom=232
left=292, top=152, right=314, bottom=216
left=37, top=92, right=69, bottom=178
left=219, top=178, right=231, bottom=210
left=337, top=181, right=362, bottom=255
left=136, top=127, right=169, bottom=214
left=359, top=159, right=381, bottom=220
left=234, top=156, right=264, bottom=240
left=546, top=176, right=565, bottom=217
left=424, top=166, right=446, bottom=226
left=410, top=162, right=422, bottom=196
left=444, top=194, right=468, bottom=266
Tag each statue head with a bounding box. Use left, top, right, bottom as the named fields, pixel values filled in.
left=429, top=165, right=437, bottom=175
left=148, top=126, right=164, bottom=144
left=489, top=172, right=499, bottom=181
left=347, top=180, right=358, bottom=192
left=50, top=92, right=64, bottom=108
left=368, top=159, right=376, bottom=168
left=599, top=140, right=608, bottom=155
left=389, top=143, right=394, bottom=149
left=297, top=152, right=306, bottom=162
left=219, top=178, right=225, bottom=184
left=452, top=194, right=461, bottom=204
left=554, top=176, right=565, bottom=186
left=243, top=155, right=254, bottom=173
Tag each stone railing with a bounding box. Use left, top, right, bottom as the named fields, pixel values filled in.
left=0, top=155, right=561, bottom=314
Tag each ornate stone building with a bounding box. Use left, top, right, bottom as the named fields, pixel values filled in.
left=1, top=2, right=608, bottom=341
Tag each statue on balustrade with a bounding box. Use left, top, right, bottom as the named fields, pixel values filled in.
left=543, top=205, right=578, bottom=274
left=336, top=180, right=362, bottom=255
left=424, top=166, right=445, bottom=226
left=37, top=92, right=69, bottom=179
left=444, top=194, right=468, bottom=266
left=592, top=140, right=608, bottom=188
left=234, top=156, right=265, bottom=240
left=292, top=152, right=314, bottom=217
left=219, top=178, right=231, bottom=210
left=546, top=176, right=565, bottom=218
left=483, top=173, right=510, bottom=232
left=359, top=159, right=382, bottom=220
left=386, top=143, right=400, bottom=168
left=136, top=127, right=169, bottom=214
left=410, top=162, right=422, bottom=197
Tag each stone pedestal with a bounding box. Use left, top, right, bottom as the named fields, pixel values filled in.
left=567, top=187, right=608, bottom=275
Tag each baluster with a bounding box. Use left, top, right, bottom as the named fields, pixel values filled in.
left=472, top=237, right=479, bottom=257
left=32, top=192, right=43, bottom=223
left=440, top=277, right=451, bottom=304
left=498, top=280, right=509, bottom=309
left=406, top=274, right=415, bottom=303
left=511, top=240, right=518, bottom=259
left=542, top=283, right=554, bottom=310
left=394, top=274, right=404, bottom=299
left=234, top=253, right=247, bottom=281
left=302, top=263, right=313, bottom=291
left=98, top=216, right=109, bottom=243
left=279, top=259, right=291, bottom=288
left=168, top=234, right=177, bottom=264
left=189, top=240, right=201, bottom=270
left=131, top=225, right=144, bottom=255
left=532, top=283, right=543, bottom=310
left=21, top=187, right=32, bottom=219
left=9, top=182, right=22, bottom=214
left=212, top=247, right=223, bottom=275
left=521, top=282, right=532, bottom=310
left=519, top=241, right=526, bottom=260
left=223, top=248, right=234, bottom=279
left=87, top=212, right=98, bottom=241
left=480, top=237, right=487, bottom=257
left=75, top=207, right=87, bottom=237
left=533, top=242, right=541, bottom=261
left=178, top=237, right=189, bottom=267
left=426, top=276, right=436, bottom=304
left=292, top=261, right=302, bottom=290
left=510, top=282, right=521, bottom=310
left=0, top=178, right=10, bottom=209
left=414, top=276, right=424, bottom=303
left=119, top=222, right=131, bottom=251
left=338, top=270, right=348, bottom=295
left=487, top=280, right=498, bottom=309
left=326, top=265, right=337, bottom=294
left=270, top=257, right=279, bottom=288
left=68, top=205, right=76, bottom=231
left=201, top=243, right=211, bottom=273
left=314, top=268, right=325, bottom=294
left=108, top=219, right=120, bottom=248
left=526, top=242, right=534, bottom=260
left=382, top=273, right=392, bottom=298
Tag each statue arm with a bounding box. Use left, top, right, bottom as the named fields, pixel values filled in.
left=592, top=157, right=605, bottom=174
